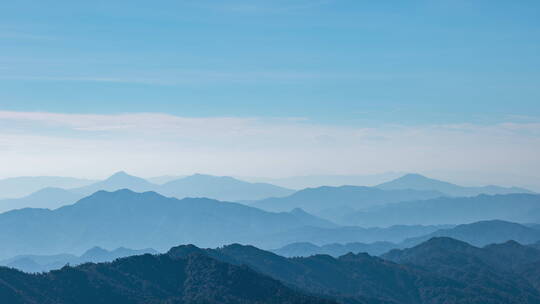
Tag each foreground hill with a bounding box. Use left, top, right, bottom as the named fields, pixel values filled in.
left=0, top=250, right=334, bottom=304
left=170, top=242, right=540, bottom=304
left=3, top=240, right=540, bottom=304
left=383, top=237, right=540, bottom=299
left=251, top=185, right=443, bottom=218
left=377, top=173, right=533, bottom=197
left=0, top=247, right=158, bottom=273
left=0, top=189, right=334, bottom=259
left=343, top=193, right=540, bottom=226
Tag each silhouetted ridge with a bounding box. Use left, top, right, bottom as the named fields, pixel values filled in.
left=0, top=246, right=335, bottom=304
left=382, top=237, right=540, bottom=302
left=171, top=242, right=540, bottom=304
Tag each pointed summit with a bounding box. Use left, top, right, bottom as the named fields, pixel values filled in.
left=107, top=170, right=130, bottom=179
left=377, top=173, right=531, bottom=196
left=72, top=171, right=156, bottom=195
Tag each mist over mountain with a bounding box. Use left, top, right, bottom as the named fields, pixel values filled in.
left=0, top=248, right=334, bottom=304
left=0, top=247, right=157, bottom=273
left=146, top=175, right=186, bottom=184
left=377, top=173, right=533, bottom=197
left=0, top=187, right=84, bottom=213
left=244, top=172, right=404, bottom=190
left=0, top=189, right=334, bottom=259
left=259, top=224, right=447, bottom=249
left=272, top=241, right=397, bottom=257
left=0, top=172, right=295, bottom=212
left=272, top=219, right=540, bottom=257
left=72, top=171, right=157, bottom=195
left=0, top=176, right=95, bottom=199
left=159, top=173, right=294, bottom=201
left=343, top=193, right=540, bottom=226
left=402, top=220, right=540, bottom=247
left=251, top=185, right=443, bottom=221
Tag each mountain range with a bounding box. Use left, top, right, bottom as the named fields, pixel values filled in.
left=0, top=189, right=334, bottom=259
left=0, top=172, right=295, bottom=212
left=382, top=237, right=540, bottom=302
left=1, top=172, right=534, bottom=216
left=401, top=219, right=540, bottom=247
left=251, top=185, right=444, bottom=215
left=4, top=238, right=540, bottom=303
left=342, top=193, right=540, bottom=226
left=377, top=173, right=533, bottom=196
left=0, top=247, right=334, bottom=304
left=272, top=220, right=540, bottom=257
left=169, top=240, right=540, bottom=304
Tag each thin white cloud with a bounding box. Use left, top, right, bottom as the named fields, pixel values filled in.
left=0, top=110, right=539, bottom=189
left=0, top=69, right=344, bottom=86
left=185, top=0, right=332, bottom=13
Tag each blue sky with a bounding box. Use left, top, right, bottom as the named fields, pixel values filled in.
left=0, top=0, right=539, bottom=188
left=1, top=0, right=539, bottom=125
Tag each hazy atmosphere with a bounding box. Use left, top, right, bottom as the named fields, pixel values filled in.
left=1, top=1, right=540, bottom=304
left=2, top=1, right=540, bottom=189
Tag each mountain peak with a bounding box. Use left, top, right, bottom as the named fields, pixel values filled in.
left=401, top=173, right=429, bottom=179
left=106, top=171, right=138, bottom=181
left=167, top=244, right=206, bottom=259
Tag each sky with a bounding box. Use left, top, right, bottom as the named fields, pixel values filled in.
left=0, top=0, right=539, bottom=189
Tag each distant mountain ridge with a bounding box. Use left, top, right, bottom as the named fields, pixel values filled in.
left=0, top=189, right=335, bottom=259
left=0, top=176, right=95, bottom=199
left=0, top=172, right=295, bottom=212
left=0, top=246, right=158, bottom=273
left=343, top=193, right=540, bottom=226
left=401, top=220, right=540, bottom=247
left=273, top=219, right=540, bottom=257
left=251, top=185, right=444, bottom=222
left=0, top=187, right=84, bottom=213
left=377, top=173, right=533, bottom=196
left=272, top=241, right=396, bottom=257
left=159, top=173, right=294, bottom=201
left=72, top=171, right=156, bottom=195
left=259, top=224, right=447, bottom=248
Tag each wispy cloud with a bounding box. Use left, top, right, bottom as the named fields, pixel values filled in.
left=0, top=69, right=352, bottom=85
left=1, top=110, right=539, bottom=189
left=185, top=0, right=332, bottom=13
